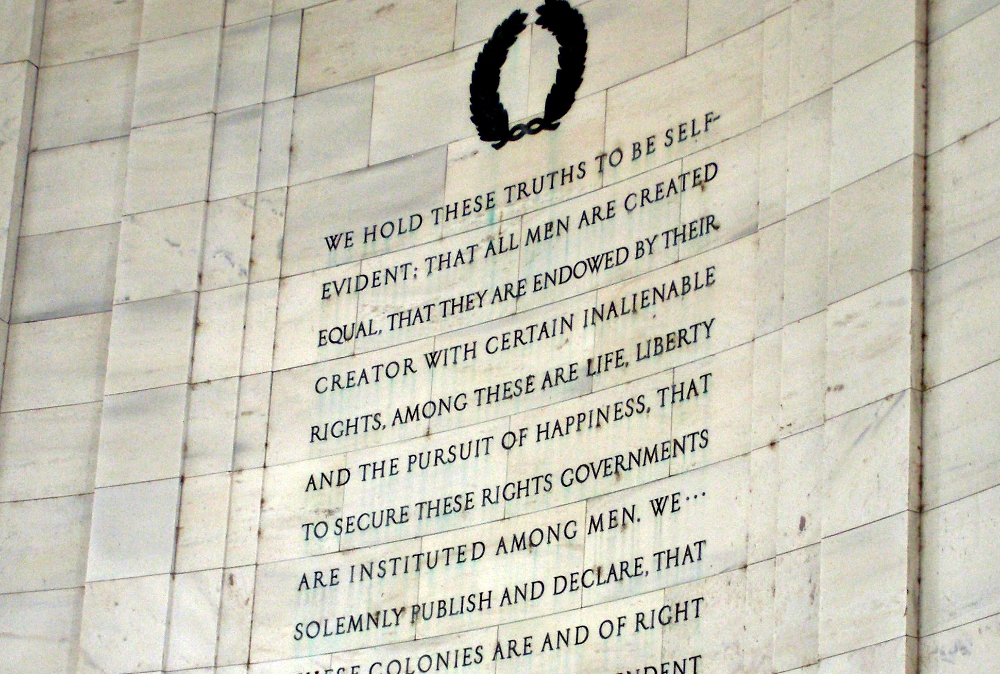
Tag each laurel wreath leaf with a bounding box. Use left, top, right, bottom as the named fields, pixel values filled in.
left=470, top=10, right=527, bottom=146
left=469, top=0, right=587, bottom=149
left=535, top=0, right=588, bottom=125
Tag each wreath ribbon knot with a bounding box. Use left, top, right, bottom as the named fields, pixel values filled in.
left=470, top=0, right=588, bottom=150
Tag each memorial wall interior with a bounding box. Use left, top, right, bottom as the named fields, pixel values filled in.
left=0, top=0, right=998, bottom=672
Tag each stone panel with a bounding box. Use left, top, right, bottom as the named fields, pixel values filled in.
left=925, top=236, right=1000, bottom=388
left=298, top=0, right=456, bottom=95
left=76, top=575, right=171, bottom=674
left=95, top=384, right=187, bottom=487
left=289, top=79, right=373, bottom=184
left=104, top=293, right=197, bottom=394
left=687, top=0, right=788, bottom=54
left=11, top=223, right=119, bottom=322
left=22, top=137, right=128, bottom=236
left=831, top=43, right=923, bottom=191
left=929, top=0, right=1000, bottom=41
left=164, top=570, right=224, bottom=669
left=123, top=115, right=214, bottom=216
left=819, top=512, right=917, bottom=657
left=115, top=202, right=206, bottom=304
left=926, top=119, right=1000, bottom=269
left=185, top=377, right=240, bottom=477
left=139, top=0, right=225, bottom=43
left=0, top=494, right=92, bottom=593
left=829, top=157, right=922, bottom=302
left=210, top=105, right=264, bottom=201
left=31, top=52, right=137, bottom=150
left=833, top=0, right=923, bottom=81
left=0, top=588, right=83, bottom=674
left=0, top=402, right=101, bottom=502
left=370, top=42, right=527, bottom=165
left=218, top=17, right=269, bottom=112
left=923, top=359, right=1000, bottom=509
left=1, top=312, right=111, bottom=412
left=920, top=615, right=1000, bottom=673
left=263, top=10, right=302, bottom=103
left=921, top=485, right=1000, bottom=635
left=927, top=6, right=1000, bottom=154
left=86, top=479, right=180, bottom=581
left=40, top=0, right=142, bottom=66
left=527, top=0, right=686, bottom=107
left=132, top=28, right=221, bottom=128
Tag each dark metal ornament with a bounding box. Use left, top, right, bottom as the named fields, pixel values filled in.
left=470, top=0, right=588, bottom=150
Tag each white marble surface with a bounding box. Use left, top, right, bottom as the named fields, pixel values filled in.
left=95, top=384, right=187, bottom=487
left=76, top=575, right=171, bottom=674
left=831, top=43, right=924, bottom=191
left=185, top=377, right=239, bottom=477
left=22, top=137, right=128, bottom=236
left=1, top=312, right=111, bottom=412
left=40, top=0, right=141, bottom=67
left=370, top=41, right=525, bottom=164
left=216, top=564, right=256, bottom=665
left=282, top=147, right=445, bottom=275
left=123, top=115, right=213, bottom=216
left=226, top=0, right=271, bottom=25
left=929, top=0, right=1000, bottom=41
left=139, top=0, right=224, bottom=43
left=297, top=0, right=455, bottom=95
left=116, top=202, right=206, bottom=304
left=780, top=313, right=826, bottom=438
left=175, top=473, right=231, bottom=573
left=786, top=0, right=832, bottom=109
left=164, top=569, right=223, bottom=670
left=921, top=485, right=1000, bottom=635
left=927, top=6, right=1000, bottom=154
left=201, top=195, right=254, bottom=290
left=529, top=0, right=687, bottom=108
left=0, top=588, right=83, bottom=674
left=0, top=494, right=92, bottom=592
left=11, top=223, right=119, bottom=322
left=825, top=273, right=920, bottom=418
left=833, top=0, right=923, bottom=81
left=819, top=512, right=917, bottom=657
left=191, top=284, right=248, bottom=382
left=823, top=390, right=920, bottom=537
left=86, top=479, right=180, bottom=581
left=773, top=544, right=820, bottom=670
left=217, top=17, right=269, bottom=112
left=926, top=120, right=1000, bottom=269
left=210, top=105, right=264, bottom=201
left=256, top=99, right=294, bottom=191
left=132, top=27, right=221, bottom=128
left=923, top=359, right=1000, bottom=509
left=241, top=279, right=279, bottom=375
left=920, top=614, right=1000, bottom=673
left=263, top=10, right=301, bottom=103
left=688, top=0, right=788, bottom=53
left=0, top=0, right=44, bottom=65
left=0, top=402, right=101, bottom=502
left=31, top=52, right=136, bottom=150
left=924, top=236, right=1000, bottom=388
left=104, top=292, right=197, bottom=394
left=829, top=157, right=922, bottom=302
left=249, top=188, right=286, bottom=282
left=290, top=79, right=373, bottom=184
left=0, top=3, right=971, bottom=674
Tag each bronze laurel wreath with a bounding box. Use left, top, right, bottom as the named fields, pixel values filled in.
left=470, top=0, right=588, bottom=150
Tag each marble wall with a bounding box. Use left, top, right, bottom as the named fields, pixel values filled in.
left=0, top=0, right=991, bottom=673
left=919, top=2, right=1000, bottom=672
